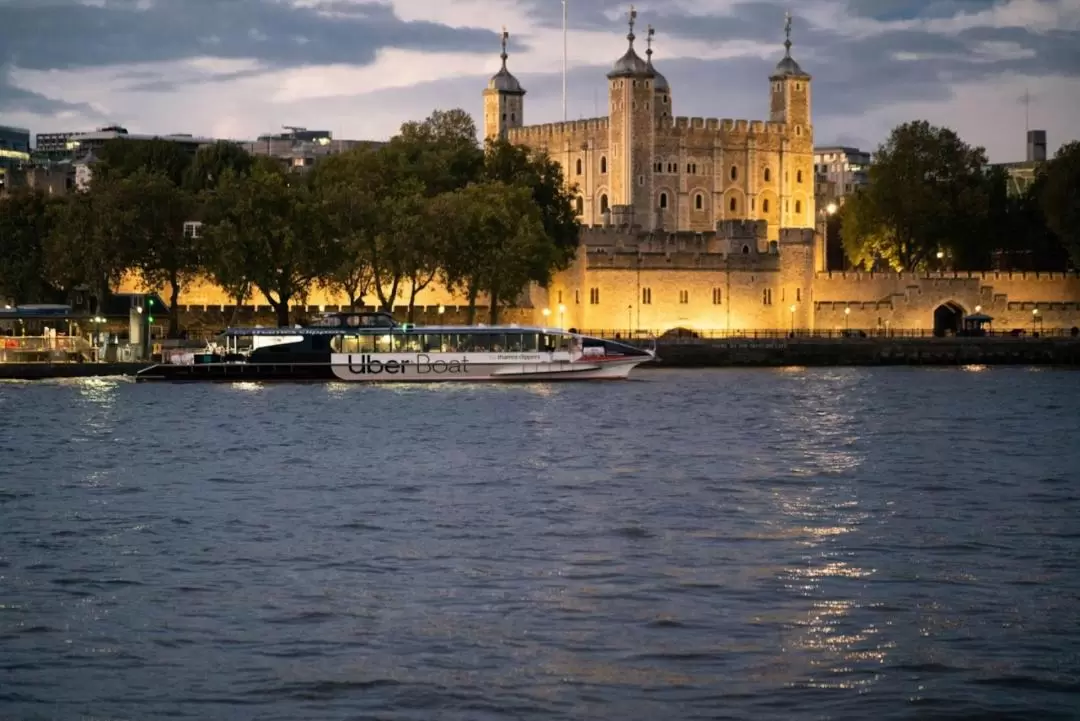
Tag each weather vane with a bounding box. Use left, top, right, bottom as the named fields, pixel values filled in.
left=646, top=24, right=654, bottom=58
left=628, top=5, right=637, bottom=39
left=784, top=11, right=793, bottom=55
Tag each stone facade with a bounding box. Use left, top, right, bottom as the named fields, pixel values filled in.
left=490, top=11, right=815, bottom=241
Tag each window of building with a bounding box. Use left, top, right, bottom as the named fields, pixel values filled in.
left=557, top=290, right=563, bottom=304
left=600, top=194, right=609, bottom=213
left=712, top=288, right=722, bottom=305
left=764, top=168, right=771, bottom=182
left=659, top=192, right=668, bottom=209
left=687, top=163, right=697, bottom=174
left=667, top=162, right=676, bottom=173
left=642, top=288, right=652, bottom=305
left=729, top=197, right=737, bottom=212
left=654, top=161, right=662, bottom=172
left=751, top=198, right=755, bottom=211
left=795, top=200, right=802, bottom=213
left=600, top=156, right=607, bottom=173
left=638, top=175, right=645, bottom=186
left=763, top=288, right=773, bottom=305
left=796, top=288, right=801, bottom=302
left=742, top=244, right=750, bottom=254
left=762, top=198, right=770, bottom=213
left=695, top=193, right=703, bottom=210
left=575, top=289, right=580, bottom=304
left=575, top=196, right=584, bottom=214
left=796, top=169, right=803, bottom=183
left=501, top=113, right=507, bottom=121
left=576, top=158, right=582, bottom=175
left=589, top=288, right=600, bottom=304
left=679, top=290, right=689, bottom=304
left=730, top=165, right=738, bottom=180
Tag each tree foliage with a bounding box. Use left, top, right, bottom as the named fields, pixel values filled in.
left=0, top=189, right=63, bottom=304
left=202, top=163, right=334, bottom=327
left=840, top=121, right=990, bottom=271
left=1039, top=141, right=1080, bottom=269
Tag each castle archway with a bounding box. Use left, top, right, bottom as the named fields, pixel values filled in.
left=933, top=301, right=965, bottom=337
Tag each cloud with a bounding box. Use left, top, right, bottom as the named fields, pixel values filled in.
left=0, top=0, right=1076, bottom=162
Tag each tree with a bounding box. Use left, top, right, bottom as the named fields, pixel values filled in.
left=0, top=188, right=62, bottom=304
left=93, top=138, right=193, bottom=186
left=184, top=141, right=253, bottom=193
left=438, top=181, right=557, bottom=325
left=1039, top=141, right=1080, bottom=269
left=126, top=170, right=199, bottom=337
left=395, top=108, right=484, bottom=195
left=839, top=190, right=897, bottom=271
left=483, top=138, right=581, bottom=268
left=318, top=183, right=376, bottom=309
left=843, top=121, right=989, bottom=271
left=46, top=179, right=138, bottom=310
left=202, top=164, right=334, bottom=326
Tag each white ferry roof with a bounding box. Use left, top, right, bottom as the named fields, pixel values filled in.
left=221, top=325, right=574, bottom=337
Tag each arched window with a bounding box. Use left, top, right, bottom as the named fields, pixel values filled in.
left=600, top=156, right=607, bottom=174
left=730, top=165, right=738, bottom=181
left=795, top=200, right=802, bottom=213
left=600, top=194, right=609, bottom=213
left=510, top=112, right=515, bottom=122
left=729, top=197, right=737, bottom=212
left=659, top=192, right=668, bottom=209
left=764, top=168, right=771, bottom=182
left=575, top=158, right=582, bottom=175
left=575, top=196, right=584, bottom=214
left=762, top=198, right=770, bottom=213
left=796, top=169, right=803, bottom=183
left=695, top=193, right=703, bottom=210
left=742, top=245, right=750, bottom=254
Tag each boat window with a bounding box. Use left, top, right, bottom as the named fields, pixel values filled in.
left=519, top=333, right=539, bottom=352
left=373, top=334, right=393, bottom=354
left=393, top=333, right=422, bottom=352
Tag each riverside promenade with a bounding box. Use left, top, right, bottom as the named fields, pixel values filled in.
left=1, top=336, right=1078, bottom=380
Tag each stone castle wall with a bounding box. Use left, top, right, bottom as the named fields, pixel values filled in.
left=813, top=271, right=1080, bottom=331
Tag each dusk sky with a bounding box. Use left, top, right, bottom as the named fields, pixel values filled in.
left=1, top=0, right=1077, bottom=163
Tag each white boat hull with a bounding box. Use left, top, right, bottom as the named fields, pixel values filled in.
left=327, top=352, right=649, bottom=382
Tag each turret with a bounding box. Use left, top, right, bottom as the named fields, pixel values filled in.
left=605, top=6, right=657, bottom=229
left=645, top=25, right=671, bottom=121
left=769, top=12, right=811, bottom=128
left=483, top=28, right=525, bottom=141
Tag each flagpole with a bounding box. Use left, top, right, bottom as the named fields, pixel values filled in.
left=562, top=0, right=568, bottom=122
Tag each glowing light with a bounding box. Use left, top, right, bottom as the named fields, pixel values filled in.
left=825, top=202, right=837, bottom=214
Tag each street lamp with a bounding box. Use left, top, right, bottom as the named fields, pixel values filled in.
left=844, top=305, right=851, bottom=331
left=558, top=303, right=566, bottom=329
left=820, top=202, right=838, bottom=268
left=542, top=307, right=551, bottom=327
left=1032, top=307, right=1039, bottom=335
left=627, top=304, right=632, bottom=332
left=789, top=304, right=796, bottom=335
left=975, top=305, right=981, bottom=313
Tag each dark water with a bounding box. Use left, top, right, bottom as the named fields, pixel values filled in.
left=2, top=367, right=1079, bottom=721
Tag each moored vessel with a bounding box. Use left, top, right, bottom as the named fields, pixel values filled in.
left=135, top=311, right=655, bottom=382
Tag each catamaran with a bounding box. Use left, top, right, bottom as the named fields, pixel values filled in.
left=134, top=311, right=656, bottom=382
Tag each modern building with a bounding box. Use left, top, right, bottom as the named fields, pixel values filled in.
left=990, top=130, right=1048, bottom=197
left=483, top=13, right=817, bottom=242
left=244, top=127, right=382, bottom=172
left=812, top=145, right=870, bottom=203
left=0, top=125, right=32, bottom=192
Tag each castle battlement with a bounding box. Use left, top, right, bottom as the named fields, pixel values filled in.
left=665, top=117, right=788, bottom=138
left=508, top=118, right=610, bottom=140
left=584, top=248, right=781, bottom=271
left=816, top=271, right=1080, bottom=282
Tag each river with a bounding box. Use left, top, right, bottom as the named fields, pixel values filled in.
left=2, top=367, right=1078, bottom=720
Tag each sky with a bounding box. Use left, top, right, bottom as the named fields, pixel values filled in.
left=0, top=0, right=1078, bottom=163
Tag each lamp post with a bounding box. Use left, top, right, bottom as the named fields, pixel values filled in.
left=627, top=304, right=632, bottom=333
left=1032, top=307, right=1039, bottom=335
left=789, top=304, right=796, bottom=336
left=558, top=303, right=566, bottom=330
left=542, top=307, right=551, bottom=327
left=820, top=201, right=838, bottom=268
left=844, top=306, right=851, bottom=332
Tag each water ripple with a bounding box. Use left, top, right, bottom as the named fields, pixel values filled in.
left=1, top=368, right=1079, bottom=720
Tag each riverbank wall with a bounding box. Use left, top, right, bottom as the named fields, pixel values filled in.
left=647, top=337, right=1080, bottom=367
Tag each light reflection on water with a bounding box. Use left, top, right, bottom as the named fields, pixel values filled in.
left=1, top=367, right=1079, bottom=720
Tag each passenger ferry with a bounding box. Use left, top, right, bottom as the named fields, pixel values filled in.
left=135, top=311, right=656, bottom=383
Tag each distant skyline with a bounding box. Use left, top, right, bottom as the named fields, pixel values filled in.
left=1, top=0, right=1078, bottom=163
